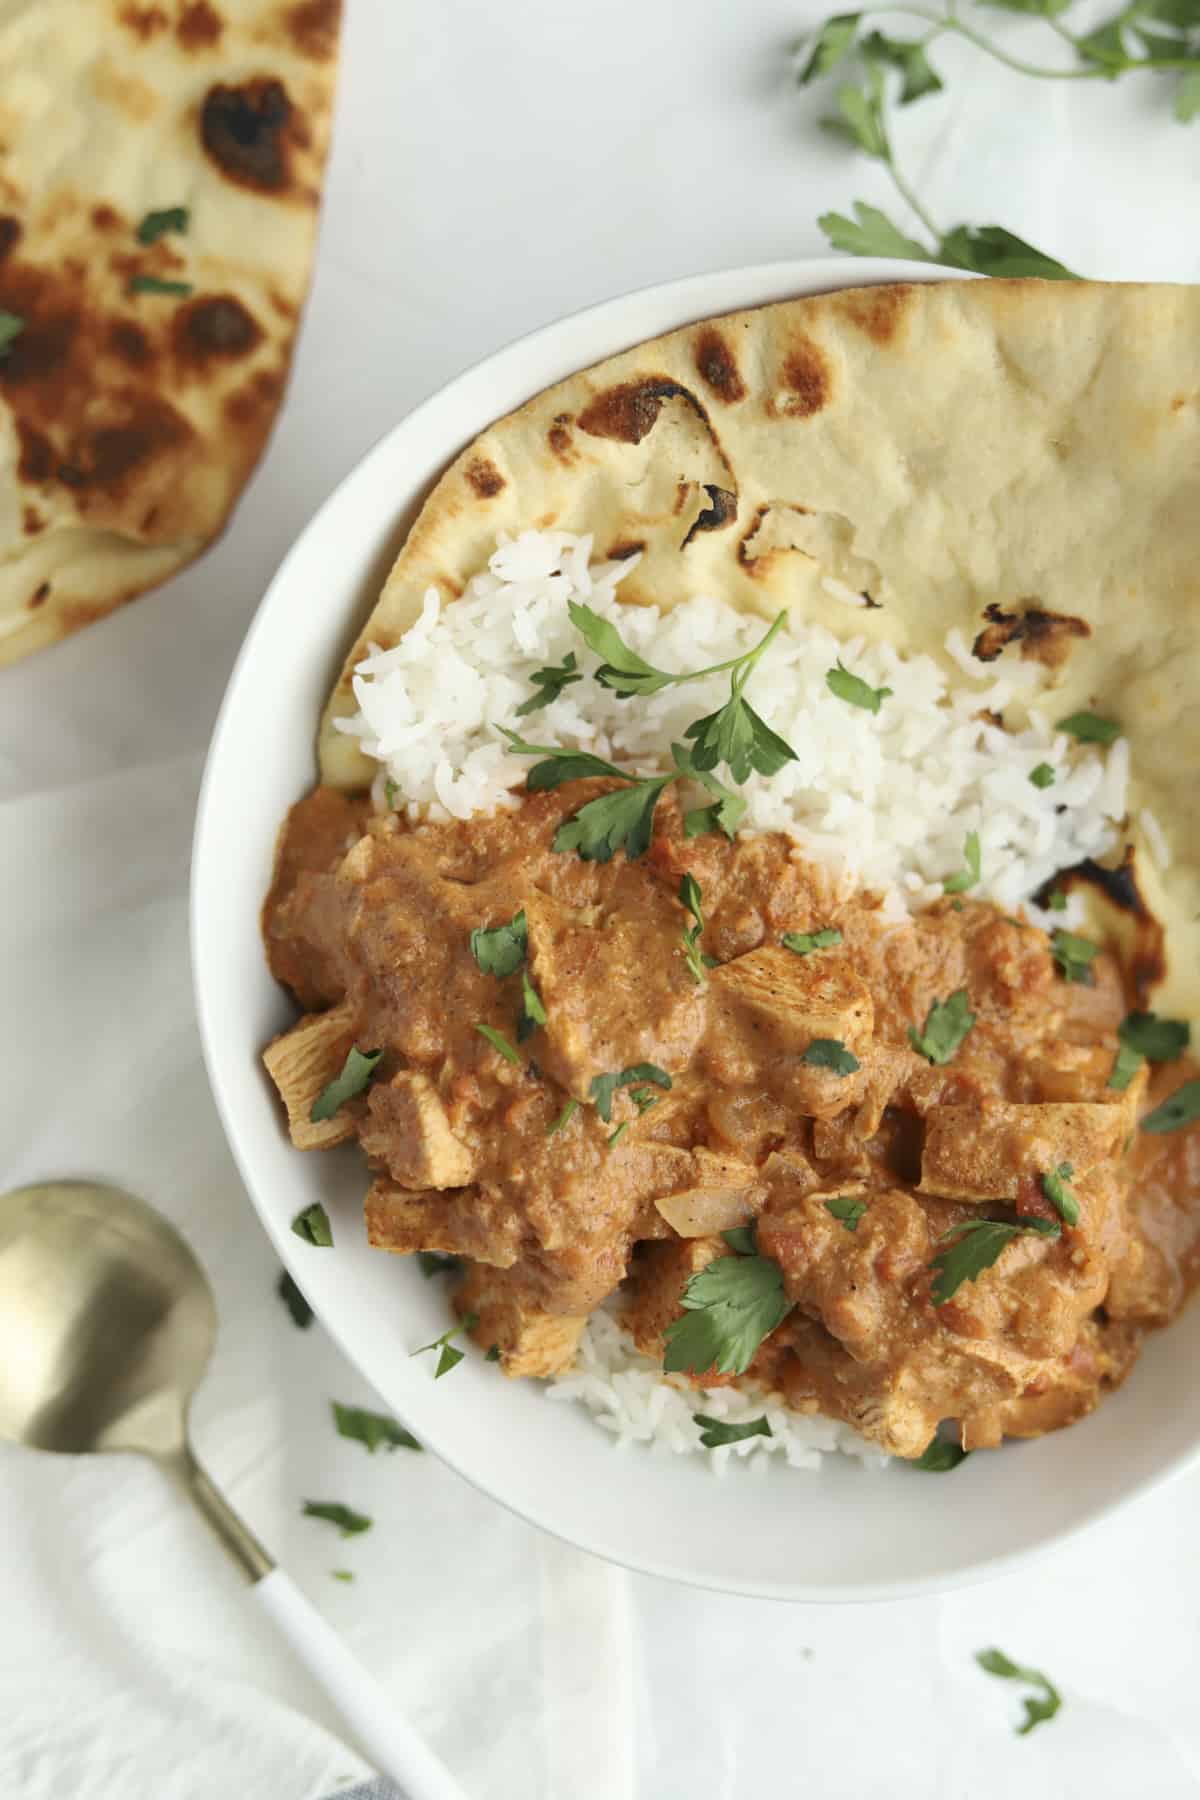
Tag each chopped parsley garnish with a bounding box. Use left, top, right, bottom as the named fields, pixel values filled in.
left=474, top=1022, right=522, bottom=1064
left=1041, top=1161, right=1079, bottom=1226
left=1028, top=762, right=1056, bottom=789
left=277, top=1269, right=313, bottom=1327
left=485, top=1344, right=502, bottom=1362
left=976, top=1648, right=1062, bottom=1736
left=383, top=777, right=400, bottom=808
left=722, top=1225, right=758, bottom=1256
left=469, top=910, right=527, bottom=978
left=128, top=273, right=193, bottom=297
left=1142, top=1080, right=1200, bottom=1135
left=802, top=1038, right=860, bottom=1075
left=1051, top=929, right=1100, bottom=985
left=1118, top=1011, right=1190, bottom=1062
left=331, top=1569, right=354, bottom=1582
left=413, top=1310, right=480, bottom=1378
left=679, top=872, right=704, bottom=930
left=303, top=1501, right=372, bottom=1538
left=417, top=1251, right=460, bottom=1277
left=310, top=1046, right=383, bottom=1122
left=514, top=650, right=583, bottom=716
left=943, top=829, right=981, bottom=895
left=0, top=311, right=26, bottom=356
left=683, top=693, right=797, bottom=786
left=931, top=1216, right=1060, bottom=1305
left=590, top=1063, right=672, bottom=1122
left=1108, top=1043, right=1144, bottom=1092
left=679, top=873, right=708, bottom=986
left=332, top=1402, right=421, bottom=1454
left=663, top=1243, right=793, bottom=1377
left=914, top=1438, right=969, bottom=1472
left=608, top=1122, right=631, bottom=1148
left=555, top=774, right=674, bottom=862
left=1046, top=889, right=1068, bottom=912
left=825, top=1196, right=867, bottom=1231
left=291, top=1202, right=333, bottom=1247
left=546, top=1096, right=580, bottom=1136
left=825, top=659, right=892, bottom=713
left=517, top=970, right=546, bottom=1041
left=693, top=1413, right=773, bottom=1449
left=136, top=205, right=190, bottom=244
left=1058, top=711, right=1121, bottom=746
left=910, top=993, right=978, bottom=1058
left=782, top=927, right=842, bottom=956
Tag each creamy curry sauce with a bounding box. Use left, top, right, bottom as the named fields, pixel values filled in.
left=263, top=780, right=1200, bottom=1459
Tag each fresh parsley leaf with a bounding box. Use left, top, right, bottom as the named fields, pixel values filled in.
left=943, top=830, right=982, bottom=895
left=826, top=1196, right=868, bottom=1231
left=128, top=274, right=193, bottom=296
left=1041, top=1161, right=1079, bottom=1226
left=277, top=1269, right=313, bottom=1328
left=546, top=1097, right=580, bottom=1136
left=383, top=777, right=400, bottom=808
left=1029, top=762, right=1056, bottom=789
left=413, top=1311, right=480, bottom=1378
left=485, top=1344, right=502, bottom=1361
left=976, top=1648, right=1062, bottom=1736
left=823, top=70, right=889, bottom=156
left=1076, top=18, right=1129, bottom=68
left=676, top=746, right=749, bottom=840
left=1108, top=1043, right=1144, bottom=1091
left=332, top=1402, right=421, bottom=1454
left=678, top=875, right=708, bottom=987
left=693, top=1413, right=774, bottom=1448
left=331, top=1569, right=355, bottom=1582
left=417, top=1251, right=460, bottom=1277
left=679, top=873, right=705, bottom=932
left=914, top=1438, right=970, bottom=1471
left=590, top=1064, right=672, bottom=1123
left=801, top=1038, right=860, bottom=1075
left=663, top=1253, right=793, bottom=1376
left=798, top=10, right=862, bottom=82
left=975, top=0, right=1072, bottom=14
left=136, top=205, right=189, bottom=244
left=474, top=1023, right=522, bottom=1065
left=0, top=311, right=26, bottom=356
left=291, top=1203, right=333, bottom=1248
left=936, top=225, right=1078, bottom=280
left=514, top=650, right=583, bottom=716
left=567, top=601, right=675, bottom=697
left=310, top=1047, right=383, bottom=1122
left=684, top=697, right=797, bottom=785
left=1051, top=929, right=1100, bottom=985
left=303, top=1501, right=372, bottom=1538
left=825, top=659, right=893, bottom=713
left=931, top=1216, right=1060, bottom=1305
left=1119, top=1011, right=1191, bottom=1063
left=553, top=776, right=672, bottom=862
left=469, top=910, right=527, bottom=978
left=908, top=990, right=976, bottom=1064
left=860, top=29, right=944, bottom=102
left=782, top=927, right=843, bottom=957
left=1058, top=710, right=1121, bottom=745
left=496, top=727, right=628, bottom=786
left=1142, top=1080, right=1200, bottom=1134
left=819, top=200, right=930, bottom=261
left=517, top=970, right=546, bottom=1042
left=1047, top=889, right=1068, bottom=912
left=1176, top=66, right=1200, bottom=122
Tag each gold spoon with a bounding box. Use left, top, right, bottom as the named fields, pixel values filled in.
left=0, top=1180, right=465, bottom=1800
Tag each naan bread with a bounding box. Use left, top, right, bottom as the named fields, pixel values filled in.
left=319, top=280, right=1200, bottom=1024
left=0, top=0, right=341, bottom=665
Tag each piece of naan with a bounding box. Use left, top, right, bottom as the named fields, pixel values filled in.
left=0, top=0, right=341, bottom=665
left=317, top=280, right=1200, bottom=1026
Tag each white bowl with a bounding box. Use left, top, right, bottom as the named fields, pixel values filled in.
left=192, top=257, right=1200, bottom=1601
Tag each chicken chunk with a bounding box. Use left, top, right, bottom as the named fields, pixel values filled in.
left=920, top=1098, right=1135, bottom=1202
left=704, top=946, right=876, bottom=1118
left=262, top=1000, right=358, bottom=1149
left=359, top=1071, right=476, bottom=1189
left=455, top=1263, right=587, bottom=1378
left=364, top=1179, right=524, bottom=1269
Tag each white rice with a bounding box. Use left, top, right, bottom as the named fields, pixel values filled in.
left=338, top=527, right=1132, bottom=1471
left=337, top=529, right=1124, bottom=921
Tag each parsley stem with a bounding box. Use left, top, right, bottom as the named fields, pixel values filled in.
left=863, top=5, right=1108, bottom=80
left=661, top=609, right=789, bottom=692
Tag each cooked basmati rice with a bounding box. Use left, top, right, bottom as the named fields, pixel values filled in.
left=338, top=527, right=1131, bottom=1470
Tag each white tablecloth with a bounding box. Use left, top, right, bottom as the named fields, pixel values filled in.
left=3, top=3, right=1199, bottom=1795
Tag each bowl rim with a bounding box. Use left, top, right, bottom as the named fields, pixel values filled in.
left=192, top=254, right=1200, bottom=1602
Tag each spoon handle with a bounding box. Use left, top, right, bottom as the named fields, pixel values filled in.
left=255, top=1569, right=468, bottom=1800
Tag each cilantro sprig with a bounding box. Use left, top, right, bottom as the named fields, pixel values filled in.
left=663, top=1236, right=794, bottom=1376
left=931, top=1215, right=1060, bottom=1304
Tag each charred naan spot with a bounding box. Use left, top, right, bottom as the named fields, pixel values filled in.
left=681, top=483, right=737, bottom=548
left=835, top=285, right=912, bottom=346
left=773, top=339, right=831, bottom=418
left=972, top=602, right=1090, bottom=670
left=577, top=375, right=711, bottom=446
left=173, top=294, right=263, bottom=365
left=606, top=539, right=644, bottom=561
left=109, top=320, right=153, bottom=368
left=91, top=205, right=121, bottom=232
left=55, top=393, right=191, bottom=497
left=224, top=368, right=281, bottom=429
left=465, top=456, right=505, bottom=499
left=0, top=218, right=22, bottom=262
left=29, top=582, right=50, bottom=609
left=22, top=506, right=44, bottom=534
left=285, top=0, right=342, bottom=57
left=0, top=281, right=81, bottom=386
left=17, top=422, right=54, bottom=483
left=737, top=504, right=772, bottom=571
left=548, top=415, right=574, bottom=462
left=120, top=3, right=168, bottom=37
left=178, top=1, right=224, bottom=47
left=201, top=79, right=293, bottom=192
left=1035, top=847, right=1166, bottom=1005
left=693, top=327, right=746, bottom=404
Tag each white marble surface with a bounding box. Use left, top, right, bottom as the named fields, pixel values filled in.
left=3, top=2, right=1200, bottom=1795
